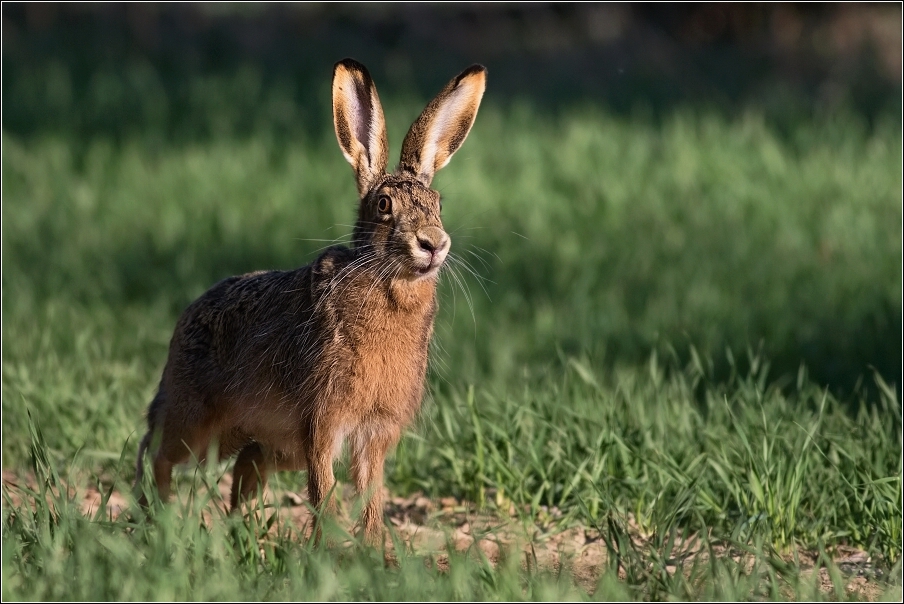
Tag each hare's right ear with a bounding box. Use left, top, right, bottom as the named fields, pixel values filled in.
left=332, top=59, right=389, bottom=198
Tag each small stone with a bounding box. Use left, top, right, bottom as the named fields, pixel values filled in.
left=283, top=491, right=304, bottom=506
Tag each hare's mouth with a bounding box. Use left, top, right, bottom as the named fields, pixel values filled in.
left=411, top=258, right=444, bottom=279
left=406, top=248, right=449, bottom=280
left=406, top=233, right=449, bottom=280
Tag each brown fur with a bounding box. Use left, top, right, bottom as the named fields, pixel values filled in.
left=134, top=58, right=486, bottom=542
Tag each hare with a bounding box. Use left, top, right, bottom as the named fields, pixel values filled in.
left=134, top=58, right=486, bottom=541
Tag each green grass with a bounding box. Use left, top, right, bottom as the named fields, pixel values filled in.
left=2, top=99, right=902, bottom=599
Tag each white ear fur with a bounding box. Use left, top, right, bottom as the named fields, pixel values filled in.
left=398, top=65, right=486, bottom=186
left=417, top=81, right=483, bottom=175
left=332, top=59, right=389, bottom=198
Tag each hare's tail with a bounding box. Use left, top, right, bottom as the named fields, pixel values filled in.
left=134, top=388, right=165, bottom=490
left=134, top=431, right=152, bottom=487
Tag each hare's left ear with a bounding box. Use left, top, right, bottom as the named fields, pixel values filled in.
left=397, top=65, right=486, bottom=187
left=333, top=59, right=389, bottom=198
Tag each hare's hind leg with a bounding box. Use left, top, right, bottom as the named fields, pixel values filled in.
left=151, top=453, right=175, bottom=502
left=146, top=402, right=217, bottom=504
left=230, top=442, right=269, bottom=511
left=231, top=445, right=305, bottom=512
left=133, top=433, right=178, bottom=506
left=350, top=426, right=400, bottom=544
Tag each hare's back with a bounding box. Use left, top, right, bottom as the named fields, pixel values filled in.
left=164, top=267, right=317, bottom=396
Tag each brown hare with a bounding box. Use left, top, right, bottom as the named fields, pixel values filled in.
left=134, top=58, right=486, bottom=542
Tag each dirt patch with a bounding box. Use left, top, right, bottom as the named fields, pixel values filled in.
left=2, top=469, right=894, bottom=599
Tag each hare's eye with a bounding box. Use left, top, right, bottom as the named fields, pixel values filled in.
left=377, top=195, right=392, bottom=214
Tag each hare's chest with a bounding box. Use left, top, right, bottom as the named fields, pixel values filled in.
left=339, top=309, right=433, bottom=419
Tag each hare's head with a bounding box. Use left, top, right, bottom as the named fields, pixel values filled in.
left=332, top=59, right=486, bottom=281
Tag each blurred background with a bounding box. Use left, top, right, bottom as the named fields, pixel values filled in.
left=3, top=3, right=902, bottom=398
left=3, top=3, right=901, bottom=138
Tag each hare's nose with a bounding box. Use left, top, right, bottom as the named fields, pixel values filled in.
left=417, top=236, right=436, bottom=253
left=417, top=229, right=450, bottom=256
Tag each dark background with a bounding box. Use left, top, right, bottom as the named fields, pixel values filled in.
left=3, top=3, right=901, bottom=139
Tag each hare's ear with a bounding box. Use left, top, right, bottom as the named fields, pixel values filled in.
left=397, top=65, right=486, bottom=187
left=332, top=59, right=389, bottom=198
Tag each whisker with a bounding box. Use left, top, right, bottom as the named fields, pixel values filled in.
left=446, top=254, right=492, bottom=300
left=463, top=247, right=494, bottom=273
left=292, top=237, right=352, bottom=244
left=351, top=255, right=398, bottom=326
left=466, top=243, right=502, bottom=263
left=443, top=260, right=476, bottom=329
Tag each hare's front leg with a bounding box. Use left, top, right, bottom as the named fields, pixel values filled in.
left=306, top=425, right=344, bottom=541
left=351, top=426, right=399, bottom=545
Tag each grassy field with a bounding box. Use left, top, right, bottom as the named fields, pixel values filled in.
left=2, top=83, right=902, bottom=599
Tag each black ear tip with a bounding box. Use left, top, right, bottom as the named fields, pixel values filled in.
left=335, top=58, right=369, bottom=74
left=453, top=64, right=487, bottom=87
